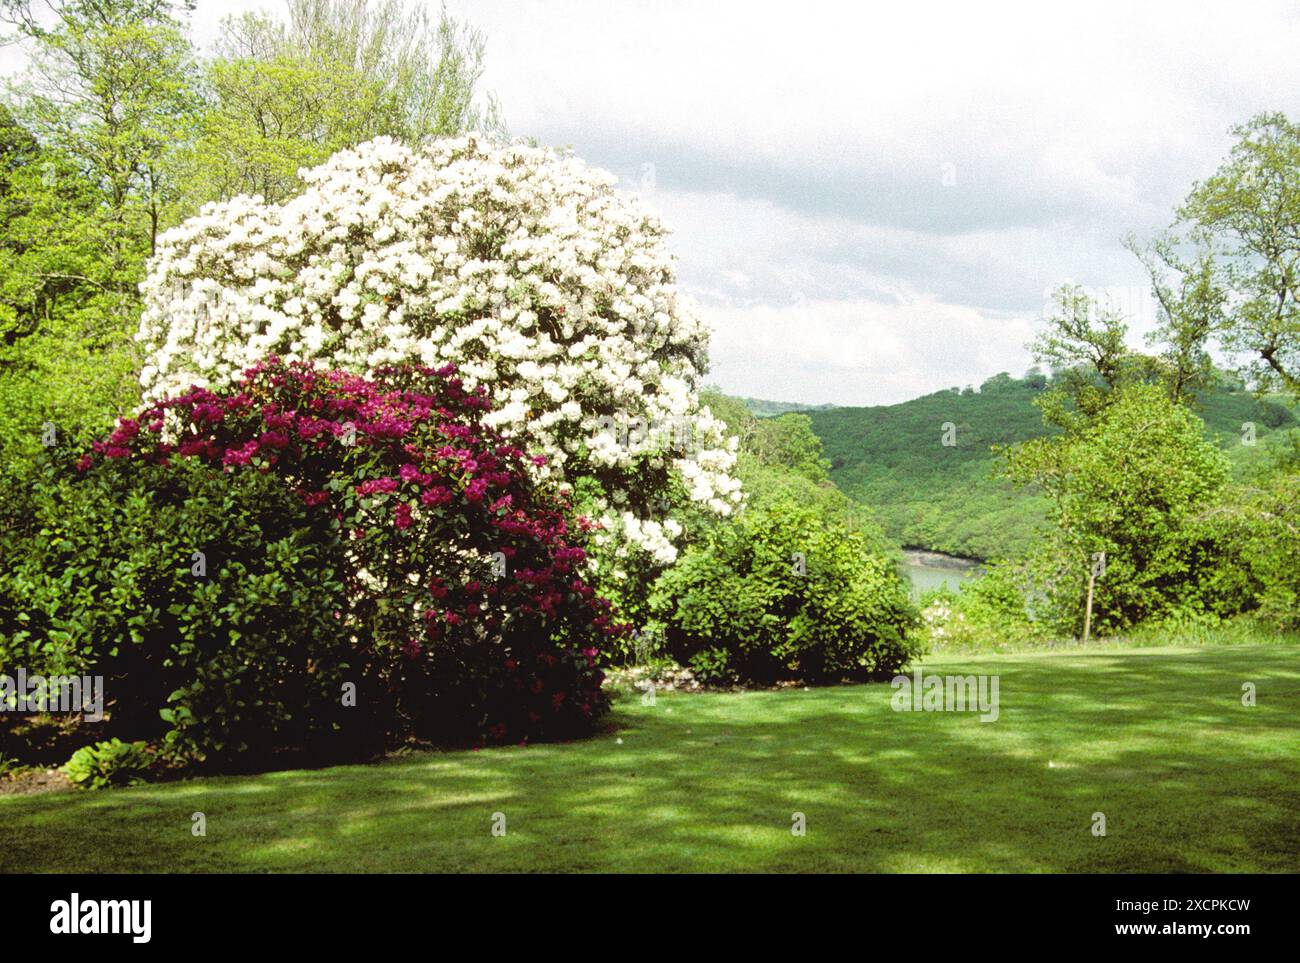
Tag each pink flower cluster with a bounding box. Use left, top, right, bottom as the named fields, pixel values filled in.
left=80, top=357, right=623, bottom=744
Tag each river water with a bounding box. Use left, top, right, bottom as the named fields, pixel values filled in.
left=901, top=549, right=981, bottom=597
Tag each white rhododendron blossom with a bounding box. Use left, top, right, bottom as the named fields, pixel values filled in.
left=593, top=511, right=685, bottom=569
left=136, top=135, right=742, bottom=554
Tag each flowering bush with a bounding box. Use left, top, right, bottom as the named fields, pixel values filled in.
left=66, top=358, right=619, bottom=754
left=134, top=136, right=742, bottom=575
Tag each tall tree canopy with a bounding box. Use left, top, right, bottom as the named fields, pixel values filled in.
left=1180, top=112, right=1300, bottom=397
left=183, top=0, right=501, bottom=206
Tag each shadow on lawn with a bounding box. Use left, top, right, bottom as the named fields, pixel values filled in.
left=1, top=647, right=1296, bottom=872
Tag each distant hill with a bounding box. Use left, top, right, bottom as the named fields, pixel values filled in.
left=735, top=397, right=838, bottom=418
left=801, top=372, right=1298, bottom=561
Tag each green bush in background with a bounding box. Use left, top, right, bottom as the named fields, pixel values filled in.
left=651, top=478, right=918, bottom=686
left=1006, top=383, right=1256, bottom=634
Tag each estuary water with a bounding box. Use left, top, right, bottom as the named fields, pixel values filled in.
left=901, top=549, right=981, bottom=597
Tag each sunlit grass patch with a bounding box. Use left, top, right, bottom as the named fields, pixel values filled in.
left=1, top=645, right=1295, bottom=873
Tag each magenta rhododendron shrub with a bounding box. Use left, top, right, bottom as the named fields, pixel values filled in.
left=79, top=357, right=622, bottom=746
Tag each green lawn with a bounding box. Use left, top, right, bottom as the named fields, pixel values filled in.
left=2, top=645, right=1297, bottom=873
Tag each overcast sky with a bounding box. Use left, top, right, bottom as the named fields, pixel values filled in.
left=7, top=0, right=1300, bottom=404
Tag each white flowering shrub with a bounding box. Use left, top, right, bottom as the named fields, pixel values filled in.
left=136, top=135, right=742, bottom=564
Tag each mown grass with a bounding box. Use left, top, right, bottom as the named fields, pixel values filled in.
left=922, top=616, right=1300, bottom=656
left=1, top=645, right=1297, bottom=873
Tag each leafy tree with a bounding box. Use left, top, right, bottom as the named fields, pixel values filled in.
left=1005, top=383, right=1242, bottom=633
left=1033, top=284, right=1134, bottom=414
left=0, top=98, right=38, bottom=187
left=0, top=0, right=504, bottom=470
left=282, top=0, right=499, bottom=136
left=1125, top=231, right=1224, bottom=405
left=0, top=0, right=201, bottom=463
left=2, top=0, right=202, bottom=255
left=701, top=389, right=890, bottom=550
left=1198, top=436, right=1300, bottom=629
left=747, top=412, right=831, bottom=482
left=184, top=0, right=500, bottom=206
left=0, top=108, right=142, bottom=465
left=808, top=374, right=1061, bottom=559
left=805, top=370, right=1294, bottom=562
left=1180, top=112, right=1300, bottom=397
left=1027, top=283, right=1184, bottom=432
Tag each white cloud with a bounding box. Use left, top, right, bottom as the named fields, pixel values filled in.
left=445, top=0, right=1300, bottom=401
left=703, top=294, right=1036, bottom=406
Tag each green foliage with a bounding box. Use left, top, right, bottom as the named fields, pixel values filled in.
left=597, top=391, right=873, bottom=659
left=1032, top=285, right=1144, bottom=426
left=63, top=738, right=153, bottom=790
left=650, top=480, right=917, bottom=686
left=1, top=452, right=357, bottom=769
left=0, top=0, right=500, bottom=476
left=0, top=106, right=146, bottom=408
left=916, top=560, right=1045, bottom=653
left=808, top=373, right=1057, bottom=558
left=1179, top=112, right=1300, bottom=397
left=0, top=1, right=201, bottom=472
left=643, top=390, right=916, bottom=684
left=182, top=0, right=500, bottom=206
left=1207, top=464, right=1300, bottom=630
left=1005, top=383, right=1249, bottom=633
left=705, top=391, right=827, bottom=478
left=1126, top=232, right=1224, bottom=405
left=746, top=413, right=831, bottom=482
left=3, top=1, right=201, bottom=250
